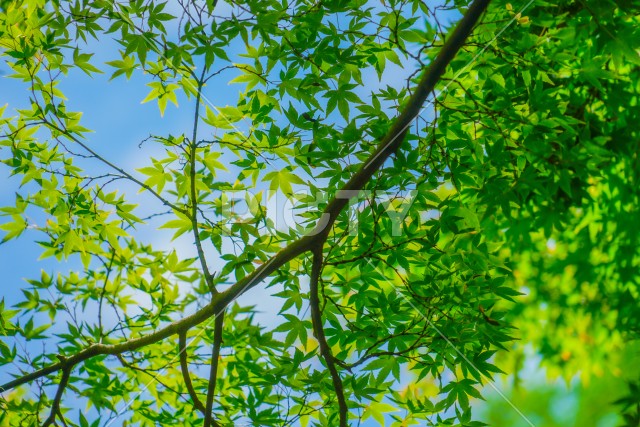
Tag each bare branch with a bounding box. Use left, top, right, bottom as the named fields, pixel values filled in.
left=178, top=331, right=206, bottom=414
left=309, top=248, right=348, bottom=426
left=41, top=367, right=71, bottom=427
left=189, top=70, right=216, bottom=293
left=203, top=313, right=224, bottom=427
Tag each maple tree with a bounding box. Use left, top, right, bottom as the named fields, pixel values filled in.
left=1, top=0, right=639, bottom=425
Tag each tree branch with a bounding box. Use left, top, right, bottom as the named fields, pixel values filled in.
left=178, top=331, right=206, bottom=414
left=189, top=72, right=216, bottom=293
left=0, top=0, right=490, bottom=394
left=309, top=248, right=348, bottom=426
left=203, top=313, right=224, bottom=427
left=41, top=366, right=71, bottom=427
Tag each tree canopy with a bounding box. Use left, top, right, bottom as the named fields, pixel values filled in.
left=1, top=0, right=639, bottom=426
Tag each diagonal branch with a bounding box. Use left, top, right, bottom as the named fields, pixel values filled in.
left=178, top=331, right=206, bottom=414
left=309, top=248, right=348, bottom=426
left=0, top=0, right=491, bottom=395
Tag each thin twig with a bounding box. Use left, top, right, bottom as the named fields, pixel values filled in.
left=42, top=119, right=187, bottom=215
